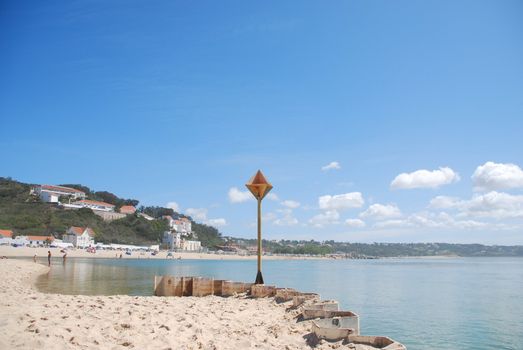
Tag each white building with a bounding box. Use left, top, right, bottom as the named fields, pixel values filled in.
left=138, top=213, right=155, bottom=221
left=163, top=216, right=192, bottom=235
left=173, top=218, right=192, bottom=235
left=163, top=231, right=201, bottom=251
left=0, top=229, right=13, bottom=245
left=68, top=199, right=115, bottom=212
left=16, top=235, right=55, bottom=247
left=63, top=226, right=95, bottom=248
left=32, top=185, right=86, bottom=203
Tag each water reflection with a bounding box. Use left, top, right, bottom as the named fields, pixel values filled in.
left=35, top=257, right=523, bottom=350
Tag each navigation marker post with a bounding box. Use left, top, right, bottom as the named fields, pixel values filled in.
left=245, top=170, right=273, bottom=285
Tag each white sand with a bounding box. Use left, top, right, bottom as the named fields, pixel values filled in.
left=0, top=246, right=329, bottom=261
left=0, top=258, right=368, bottom=350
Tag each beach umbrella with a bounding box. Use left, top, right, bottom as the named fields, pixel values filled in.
left=245, top=170, right=273, bottom=284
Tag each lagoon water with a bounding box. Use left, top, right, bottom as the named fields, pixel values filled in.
left=36, top=257, right=523, bottom=349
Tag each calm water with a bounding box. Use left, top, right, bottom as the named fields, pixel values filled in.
left=36, top=257, right=523, bottom=350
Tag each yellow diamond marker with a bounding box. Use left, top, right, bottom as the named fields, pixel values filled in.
left=245, top=170, right=273, bottom=284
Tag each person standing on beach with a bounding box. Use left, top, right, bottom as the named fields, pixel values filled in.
left=47, top=250, right=51, bottom=266
left=33, top=254, right=37, bottom=263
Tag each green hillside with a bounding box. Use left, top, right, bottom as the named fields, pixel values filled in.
left=0, top=177, right=223, bottom=247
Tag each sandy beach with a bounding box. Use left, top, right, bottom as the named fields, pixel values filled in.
left=0, top=258, right=374, bottom=350
left=0, top=246, right=329, bottom=261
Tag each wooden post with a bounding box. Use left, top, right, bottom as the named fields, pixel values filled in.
left=255, top=198, right=264, bottom=284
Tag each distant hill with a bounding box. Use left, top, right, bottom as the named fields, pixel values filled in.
left=229, top=239, right=523, bottom=257
left=2, top=177, right=522, bottom=256
left=0, top=177, right=224, bottom=247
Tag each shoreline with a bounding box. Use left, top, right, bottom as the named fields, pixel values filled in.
left=0, top=245, right=330, bottom=261
left=0, top=259, right=310, bottom=349
left=0, top=258, right=399, bottom=350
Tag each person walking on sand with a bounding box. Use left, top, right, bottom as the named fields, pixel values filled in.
left=33, top=254, right=37, bottom=263
left=63, top=252, right=67, bottom=263
left=47, top=250, right=51, bottom=266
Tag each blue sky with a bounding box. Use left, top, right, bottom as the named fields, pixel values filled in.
left=1, top=0, right=522, bottom=244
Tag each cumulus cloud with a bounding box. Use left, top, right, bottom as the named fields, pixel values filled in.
left=273, top=217, right=298, bottom=226
left=428, top=191, right=523, bottom=220
left=165, top=201, right=180, bottom=212
left=472, top=161, right=523, bottom=191
left=319, top=192, right=364, bottom=210
left=373, top=211, right=489, bottom=230
left=266, top=192, right=279, bottom=201
left=206, top=218, right=227, bottom=227
left=390, top=167, right=460, bottom=189
left=228, top=187, right=253, bottom=203
left=462, top=191, right=523, bottom=219
left=345, top=218, right=366, bottom=228
left=321, top=161, right=341, bottom=171
left=428, top=196, right=462, bottom=209
left=185, top=207, right=208, bottom=221
left=281, top=200, right=300, bottom=209
left=309, top=210, right=340, bottom=227
left=360, top=203, right=402, bottom=220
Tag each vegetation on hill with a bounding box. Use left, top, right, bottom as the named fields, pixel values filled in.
left=2, top=177, right=522, bottom=256
left=231, top=239, right=523, bottom=257
left=0, top=178, right=167, bottom=245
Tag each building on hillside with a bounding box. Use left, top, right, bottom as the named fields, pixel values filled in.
left=162, top=231, right=201, bottom=251
left=173, top=218, right=192, bottom=235
left=19, top=235, right=55, bottom=247
left=0, top=229, right=13, bottom=239
left=94, top=211, right=126, bottom=222
left=70, top=199, right=115, bottom=212
left=63, top=226, right=95, bottom=248
left=0, top=229, right=14, bottom=245
left=163, top=216, right=192, bottom=236
left=31, top=185, right=86, bottom=203
left=162, top=215, right=175, bottom=228
left=138, top=213, right=154, bottom=221
left=119, top=205, right=136, bottom=214
left=182, top=239, right=201, bottom=251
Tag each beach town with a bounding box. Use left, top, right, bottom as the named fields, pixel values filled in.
left=3, top=1, right=522, bottom=349
left=0, top=178, right=407, bottom=349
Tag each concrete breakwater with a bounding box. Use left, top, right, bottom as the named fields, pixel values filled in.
left=154, top=275, right=406, bottom=349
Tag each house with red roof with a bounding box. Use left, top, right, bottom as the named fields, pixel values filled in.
left=0, top=229, right=14, bottom=245
left=63, top=226, right=95, bottom=248
left=0, top=229, right=13, bottom=239
left=24, top=235, right=54, bottom=247
left=31, top=184, right=86, bottom=203
left=119, top=205, right=136, bottom=214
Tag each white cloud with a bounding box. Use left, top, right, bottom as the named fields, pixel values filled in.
left=165, top=201, right=180, bottom=212
left=228, top=187, right=253, bottom=203
left=309, top=210, right=340, bottom=227
left=271, top=208, right=299, bottom=226
left=428, top=196, right=462, bottom=209
left=345, top=218, right=366, bottom=228
left=321, top=161, right=341, bottom=171
left=273, top=213, right=299, bottom=226
left=185, top=207, right=208, bottom=221
left=360, top=203, right=402, bottom=220
left=428, top=191, right=523, bottom=220
left=390, top=167, right=460, bottom=189
left=319, top=192, right=364, bottom=210
left=281, top=200, right=300, bottom=209
left=373, top=211, right=490, bottom=230
left=206, top=218, right=227, bottom=227
left=462, top=191, right=523, bottom=219
left=472, top=161, right=523, bottom=191
left=266, top=192, right=279, bottom=201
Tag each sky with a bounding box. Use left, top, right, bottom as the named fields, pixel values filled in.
left=1, top=0, right=523, bottom=244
